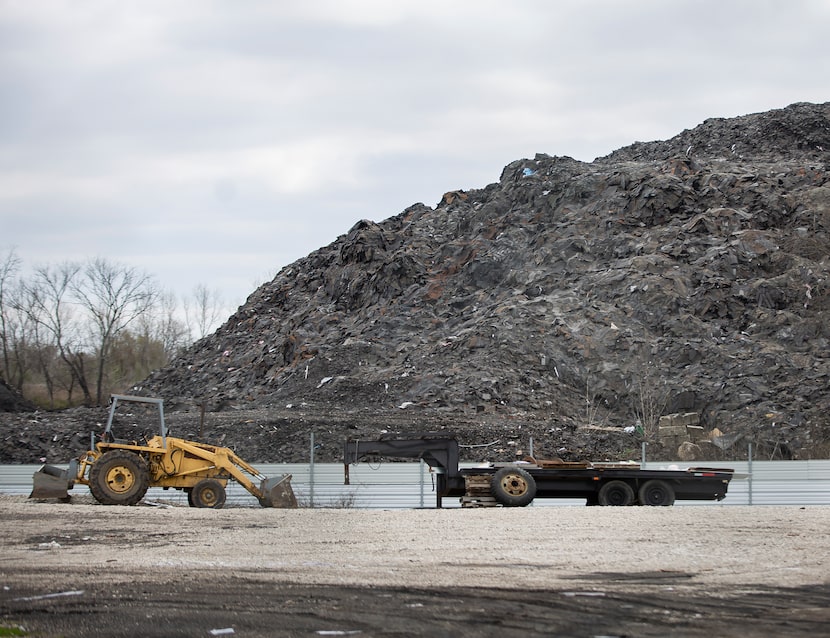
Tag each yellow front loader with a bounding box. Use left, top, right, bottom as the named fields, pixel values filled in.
left=30, top=394, right=296, bottom=508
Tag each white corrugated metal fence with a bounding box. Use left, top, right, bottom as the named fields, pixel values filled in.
left=2, top=460, right=829, bottom=508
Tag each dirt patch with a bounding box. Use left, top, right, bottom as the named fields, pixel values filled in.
left=1, top=497, right=828, bottom=636
left=3, top=576, right=828, bottom=638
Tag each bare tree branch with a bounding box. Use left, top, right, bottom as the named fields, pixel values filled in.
left=25, top=261, right=92, bottom=404
left=0, top=247, right=22, bottom=383
left=184, top=283, right=225, bottom=341
left=71, top=257, right=159, bottom=405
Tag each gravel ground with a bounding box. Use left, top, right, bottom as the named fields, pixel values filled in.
left=1, top=496, right=828, bottom=637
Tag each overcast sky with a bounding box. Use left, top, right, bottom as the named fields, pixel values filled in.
left=2, top=0, right=828, bottom=312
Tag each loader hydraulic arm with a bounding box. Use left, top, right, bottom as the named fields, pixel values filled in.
left=165, top=437, right=296, bottom=507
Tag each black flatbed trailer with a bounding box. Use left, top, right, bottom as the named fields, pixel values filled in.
left=344, top=433, right=735, bottom=508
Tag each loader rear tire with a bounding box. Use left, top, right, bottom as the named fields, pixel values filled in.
left=190, top=479, right=226, bottom=509
left=89, top=450, right=149, bottom=506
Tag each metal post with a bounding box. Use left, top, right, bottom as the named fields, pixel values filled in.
left=641, top=442, right=647, bottom=468
left=199, top=401, right=206, bottom=438
left=529, top=436, right=534, bottom=459
left=419, top=459, right=425, bottom=508
left=747, top=442, right=753, bottom=506
left=158, top=402, right=167, bottom=447
left=309, top=432, right=315, bottom=508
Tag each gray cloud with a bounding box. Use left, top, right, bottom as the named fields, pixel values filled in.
left=2, top=0, right=828, bottom=307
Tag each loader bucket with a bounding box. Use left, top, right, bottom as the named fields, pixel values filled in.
left=30, top=464, right=74, bottom=501
left=258, top=474, right=297, bottom=508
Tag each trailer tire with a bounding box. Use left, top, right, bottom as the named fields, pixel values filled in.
left=190, top=479, right=226, bottom=509
left=598, top=480, right=636, bottom=506
left=89, top=450, right=149, bottom=506
left=491, top=467, right=536, bottom=507
left=638, top=480, right=675, bottom=506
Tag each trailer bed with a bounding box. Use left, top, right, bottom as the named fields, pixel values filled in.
left=344, top=434, right=735, bottom=508
left=457, top=463, right=733, bottom=505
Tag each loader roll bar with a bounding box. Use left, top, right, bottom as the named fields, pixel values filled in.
left=106, top=394, right=167, bottom=446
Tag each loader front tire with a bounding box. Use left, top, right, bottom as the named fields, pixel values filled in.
left=89, top=450, right=149, bottom=506
left=190, top=479, right=226, bottom=509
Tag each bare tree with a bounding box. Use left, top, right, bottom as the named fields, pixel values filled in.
left=184, top=283, right=225, bottom=340
left=105, top=329, right=167, bottom=394
left=72, top=258, right=159, bottom=405
left=7, top=282, right=49, bottom=399
left=14, top=283, right=64, bottom=406
left=0, top=247, right=22, bottom=383
left=25, top=261, right=92, bottom=404
left=140, top=289, right=189, bottom=359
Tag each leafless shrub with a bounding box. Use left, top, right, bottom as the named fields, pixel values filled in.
left=584, top=376, right=610, bottom=428
left=629, top=360, right=670, bottom=442
left=296, top=491, right=357, bottom=508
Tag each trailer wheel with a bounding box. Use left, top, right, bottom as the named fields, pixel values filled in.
left=89, top=450, right=149, bottom=506
left=491, top=467, right=536, bottom=507
left=598, top=480, right=635, bottom=506
left=638, top=480, right=675, bottom=506
left=190, top=479, right=226, bottom=509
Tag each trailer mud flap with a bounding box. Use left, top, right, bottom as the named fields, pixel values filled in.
left=258, top=474, right=297, bottom=508
left=30, top=462, right=75, bottom=501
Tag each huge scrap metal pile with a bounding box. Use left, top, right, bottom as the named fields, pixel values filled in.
left=2, top=102, right=829, bottom=464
